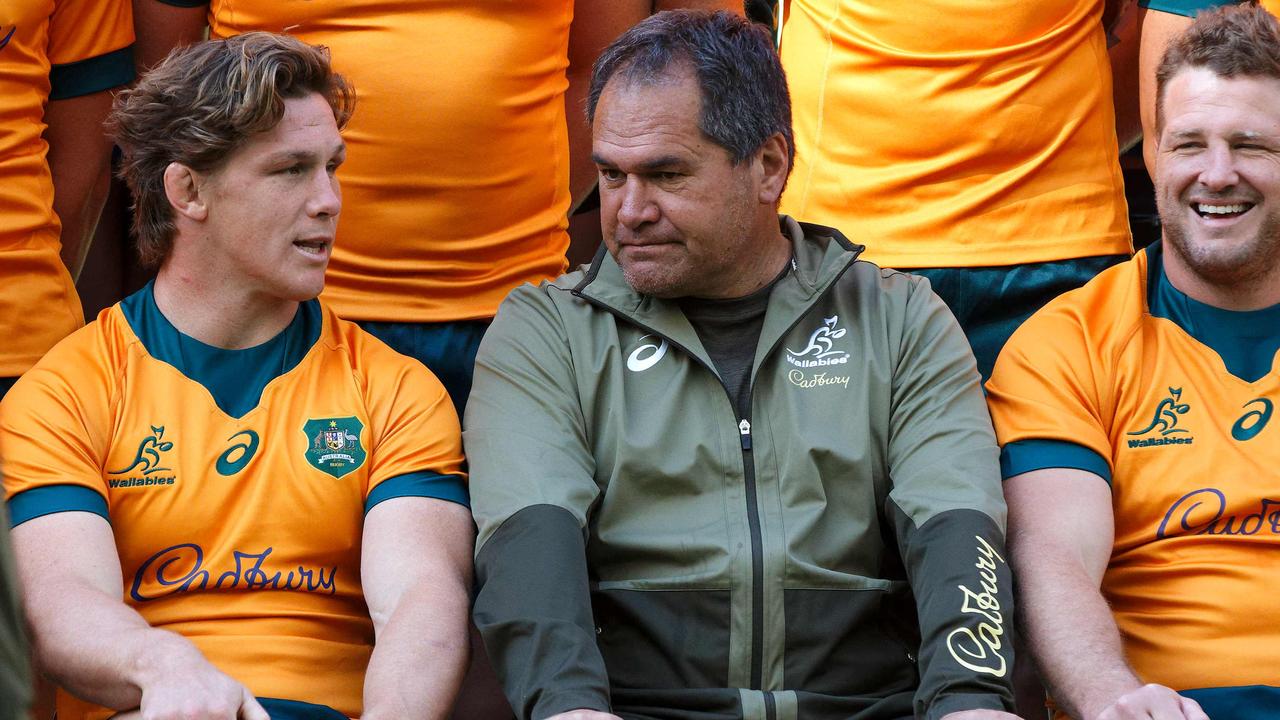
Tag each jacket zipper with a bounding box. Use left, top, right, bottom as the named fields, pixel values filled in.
left=574, top=252, right=860, bottom=695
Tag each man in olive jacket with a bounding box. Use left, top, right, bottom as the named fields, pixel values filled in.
left=464, top=11, right=1018, bottom=720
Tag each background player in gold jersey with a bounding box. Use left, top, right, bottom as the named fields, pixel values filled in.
left=988, top=5, right=1280, bottom=718
left=1, top=33, right=473, bottom=720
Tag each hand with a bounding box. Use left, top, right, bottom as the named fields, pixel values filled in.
left=546, top=711, right=624, bottom=720
left=940, top=711, right=1022, bottom=719
left=113, top=644, right=269, bottom=720
left=1096, top=684, right=1208, bottom=720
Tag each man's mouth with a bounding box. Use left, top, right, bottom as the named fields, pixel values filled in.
left=293, top=238, right=331, bottom=255
left=1194, top=202, right=1254, bottom=219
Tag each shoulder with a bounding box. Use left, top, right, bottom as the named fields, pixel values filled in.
left=1005, top=252, right=1148, bottom=365
left=9, top=305, right=134, bottom=403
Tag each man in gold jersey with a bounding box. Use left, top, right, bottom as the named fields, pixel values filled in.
left=777, top=0, right=1213, bottom=379
left=989, top=6, right=1280, bottom=718
left=2, top=33, right=474, bottom=719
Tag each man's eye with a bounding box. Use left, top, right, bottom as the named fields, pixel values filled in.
left=599, top=168, right=624, bottom=182
left=657, top=172, right=681, bottom=182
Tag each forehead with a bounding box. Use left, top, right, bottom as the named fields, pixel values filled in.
left=236, top=93, right=343, bottom=158
left=1161, top=67, right=1280, bottom=135
left=591, top=69, right=712, bottom=162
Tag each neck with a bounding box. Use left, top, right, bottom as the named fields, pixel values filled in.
left=1161, top=241, right=1280, bottom=311
left=153, top=265, right=299, bottom=349
left=702, top=224, right=792, bottom=300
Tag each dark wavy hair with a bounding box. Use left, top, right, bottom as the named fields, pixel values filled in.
left=108, top=32, right=355, bottom=268
left=587, top=10, right=794, bottom=174
left=1156, top=2, right=1280, bottom=133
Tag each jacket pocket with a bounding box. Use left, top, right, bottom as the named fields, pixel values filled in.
left=592, top=587, right=732, bottom=691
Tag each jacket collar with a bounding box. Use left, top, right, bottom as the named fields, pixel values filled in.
left=571, top=216, right=864, bottom=367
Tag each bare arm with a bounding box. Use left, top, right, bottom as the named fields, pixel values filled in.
left=131, top=0, right=208, bottom=71
left=11, top=512, right=266, bottom=718
left=361, top=497, right=475, bottom=720
left=1137, top=8, right=1194, bottom=178
left=1005, top=468, right=1206, bottom=720
left=44, top=91, right=118, bottom=281
left=1107, top=0, right=1143, bottom=153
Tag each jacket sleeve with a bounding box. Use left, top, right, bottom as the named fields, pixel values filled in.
left=882, top=277, right=1016, bottom=719
left=463, top=285, right=612, bottom=720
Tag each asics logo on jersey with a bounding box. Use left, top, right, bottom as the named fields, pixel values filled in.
left=786, top=316, right=850, bottom=368
left=0, top=26, right=15, bottom=52
left=109, top=425, right=174, bottom=475
left=627, top=335, right=668, bottom=372
left=216, top=430, right=260, bottom=476
left=1231, top=398, right=1274, bottom=442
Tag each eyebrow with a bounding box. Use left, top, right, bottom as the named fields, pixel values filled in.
left=264, top=144, right=347, bottom=164
left=590, top=153, right=686, bottom=171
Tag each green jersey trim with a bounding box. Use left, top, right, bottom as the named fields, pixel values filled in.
left=7, top=484, right=109, bottom=528
left=999, top=439, right=1112, bottom=484
left=364, top=470, right=469, bottom=514
left=1145, top=242, right=1280, bottom=383
left=49, top=45, right=135, bottom=101
left=121, top=282, right=322, bottom=418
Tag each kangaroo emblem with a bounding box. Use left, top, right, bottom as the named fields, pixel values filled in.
left=788, top=316, right=848, bottom=359
left=1128, top=387, right=1191, bottom=436
left=109, top=426, right=175, bottom=475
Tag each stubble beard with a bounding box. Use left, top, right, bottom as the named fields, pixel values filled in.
left=1159, top=197, right=1280, bottom=292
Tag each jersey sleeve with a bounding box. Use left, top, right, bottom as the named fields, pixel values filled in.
left=47, top=0, right=135, bottom=100
left=359, top=341, right=467, bottom=514
left=0, top=331, right=116, bottom=527
left=985, top=296, right=1115, bottom=482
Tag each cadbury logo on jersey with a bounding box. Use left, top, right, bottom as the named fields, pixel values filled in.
left=108, top=425, right=178, bottom=488
left=129, top=543, right=337, bottom=602
left=1126, top=387, right=1195, bottom=449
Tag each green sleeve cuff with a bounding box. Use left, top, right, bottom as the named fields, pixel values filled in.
left=364, top=471, right=469, bottom=514
left=49, top=45, right=135, bottom=100
left=999, top=439, right=1111, bottom=483
left=8, top=485, right=109, bottom=528
left=1138, top=0, right=1230, bottom=17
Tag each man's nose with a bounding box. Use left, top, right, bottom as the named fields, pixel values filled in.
left=1199, top=144, right=1241, bottom=191
left=616, top=178, right=659, bottom=229
left=309, top=172, right=342, bottom=218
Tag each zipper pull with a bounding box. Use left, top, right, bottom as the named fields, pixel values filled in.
left=739, top=419, right=752, bottom=451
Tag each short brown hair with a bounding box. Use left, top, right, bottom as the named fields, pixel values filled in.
left=1155, top=3, right=1280, bottom=134
left=108, top=32, right=355, bottom=268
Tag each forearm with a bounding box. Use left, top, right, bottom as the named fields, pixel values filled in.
left=474, top=505, right=611, bottom=720
left=24, top=577, right=207, bottom=710
left=1013, top=549, right=1140, bottom=720
left=363, top=576, right=471, bottom=720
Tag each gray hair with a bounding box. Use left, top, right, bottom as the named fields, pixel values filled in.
left=587, top=10, right=794, bottom=173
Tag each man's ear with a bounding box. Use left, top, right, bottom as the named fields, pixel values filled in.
left=163, top=162, right=208, bottom=222
left=755, top=132, right=790, bottom=205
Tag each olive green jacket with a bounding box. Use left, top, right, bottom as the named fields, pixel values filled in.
left=466, top=218, right=1014, bottom=720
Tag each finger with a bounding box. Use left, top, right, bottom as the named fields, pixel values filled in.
left=1179, top=696, right=1210, bottom=720
left=239, top=690, right=271, bottom=720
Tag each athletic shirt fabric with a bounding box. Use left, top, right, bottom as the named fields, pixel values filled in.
left=778, top=0, right=1133, bottom=269
left=0, top=284, right=468, bottom=719
left=678, top=261, right=791, bottom=417
left=173, top=0, right=573, bottom=323
left=0, top=0, right=134, bottom=376
left=986, top=244, right=1280, bottom=706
